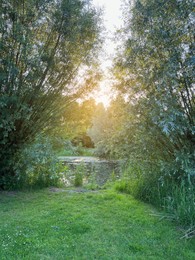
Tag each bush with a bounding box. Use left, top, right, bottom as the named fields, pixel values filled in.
left=10, top=136, right=66, bottom=190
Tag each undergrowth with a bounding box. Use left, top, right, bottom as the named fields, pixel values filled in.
left=114, top=163, right=195, bottom=229
left=3, top=136, right=67, bottom=190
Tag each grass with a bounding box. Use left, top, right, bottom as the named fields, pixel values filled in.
left=0, top=188, right=195, bottom=259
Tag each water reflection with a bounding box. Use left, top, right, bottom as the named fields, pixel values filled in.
left=60, top=157, right=122, bottom=186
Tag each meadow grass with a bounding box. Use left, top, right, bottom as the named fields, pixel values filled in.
left=0, top=188, right=195, bottom=259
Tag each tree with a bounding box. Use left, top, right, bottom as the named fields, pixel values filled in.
left=112, top=0, right=195, bottom=180
left=52, top=98, right=97, bottom=147
left=87, top=98, right=128, bottom=157
left=0, top=0, right=101, bottom=187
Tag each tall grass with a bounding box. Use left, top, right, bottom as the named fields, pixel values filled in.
left=114, top=163, right=195, bottom=228
left=162, top=181, right=195, bottom=227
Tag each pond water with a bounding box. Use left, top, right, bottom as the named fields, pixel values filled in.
left=59, top=156, right=123, bottom=186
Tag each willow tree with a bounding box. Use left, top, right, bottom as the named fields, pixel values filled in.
left=113, top=0, right=194, bottom=180
left=0, top=0, right=101, bottom=187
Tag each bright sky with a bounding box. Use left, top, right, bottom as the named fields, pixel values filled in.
left=92, top=0, right=123, bottom=31
left=91, top=0, right=123, bottom=107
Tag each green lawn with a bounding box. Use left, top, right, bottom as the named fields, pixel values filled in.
left=0, top=188, right=194, bottom=259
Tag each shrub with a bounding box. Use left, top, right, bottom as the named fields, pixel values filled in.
left=10, top=136, right=66, bottom=190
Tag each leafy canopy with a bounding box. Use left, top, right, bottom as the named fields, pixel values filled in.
left=0, top=0, right=101, bottom=187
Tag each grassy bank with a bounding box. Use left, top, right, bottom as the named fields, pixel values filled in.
left=0, top=188, right=195, bottom=259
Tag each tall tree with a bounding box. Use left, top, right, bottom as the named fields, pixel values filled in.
left=112, top=0, right=194, bottom=178
left=0, top=0, right=101, bottom=187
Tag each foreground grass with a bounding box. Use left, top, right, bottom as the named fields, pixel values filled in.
left=0, top=188, right=195, bottom=259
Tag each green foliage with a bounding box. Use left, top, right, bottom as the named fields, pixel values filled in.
left=0, top=0, right=101, bottom=188
left=4, top=136, right=66, bottom=190
left=114, top=163, right=160, bottom=203
left=56, top=141, right=95, bottom=157
left=115, top=163, right=195, bottom=227
left=162, top=181, right=195, bottom=227
left=97, top=0, right=195, bottom=227
left=74, top=172, right=83, bottom=187
left=63, top=99, right=97, bottom=140
left=85, top=182, right=100, bottom=191
left=88, top=103, right=109, bottom=148
left=88, top=102, right=115, bottom=158
left=74, top=144, right=91, bottom=156
left=88, top=96, right=130, bottom=158
left=74, top=164, right=85, bottom=187
left=57, top=140, right=78, bottom=156
left=92, top=143, right=110, bottom=158
left=114, top=179, right=131, bottom=193
left=114, top=0, right=195, bottom=161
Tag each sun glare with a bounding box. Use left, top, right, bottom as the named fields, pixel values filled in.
left=92, top=80, right=113, bottom=107
left=95, top=93, right=110, bottom=108
left=90, top=0, right=123, bottom=108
